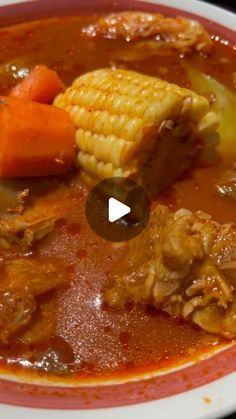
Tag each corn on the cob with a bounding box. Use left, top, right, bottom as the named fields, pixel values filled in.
left=54, top=68, right=218, bottom=195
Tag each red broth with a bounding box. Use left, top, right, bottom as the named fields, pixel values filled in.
left=0, top=15, right=235, bottom=381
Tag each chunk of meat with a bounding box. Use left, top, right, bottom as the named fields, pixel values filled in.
left=0, top=195, right=60, bottom=249
left=0, top=181, right=29, bottom=214
left=217, top=163, right=236, bottom=201
left=105, top=206, right=236, bottom=338
left=0, top=213, right=56, bottom=249
left=19, top=300, right=55, bottom=345
left=82, top=12, right=212, bottom=54
left=0, top=258, right=66, bottom=344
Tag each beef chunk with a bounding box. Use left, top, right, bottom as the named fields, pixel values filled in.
left=105, top=205, right=236, bottom=338
left=0, top=258, right=66, bottom=344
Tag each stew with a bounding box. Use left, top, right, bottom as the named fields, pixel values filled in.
left=0, top=11, right=235, bottom=381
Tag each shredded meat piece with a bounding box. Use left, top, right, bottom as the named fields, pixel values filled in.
left=0, top=214, right=56, bottom=249
left=0, top=198, right=59, bottom=250
left=19, top=300, right=55, bottom=345
left=82, top=12, right=212, bottom=55
left=0, top=258, right=66, bottom=344
left=10, top=189, right=29, bottom=213
left=105, top=205, right=236, bottom=338
left=0, top=181, right=29, bottom=215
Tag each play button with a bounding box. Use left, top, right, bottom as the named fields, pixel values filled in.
left=85, top=177, right=150, bottom=242
left=108, top=198, right=131, bottom=223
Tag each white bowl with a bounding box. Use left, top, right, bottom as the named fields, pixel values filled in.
left=0, top=1, right=235, bottom=418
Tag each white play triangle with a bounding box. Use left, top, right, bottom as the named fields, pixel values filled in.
left=108, top=197, right=131, bottom=223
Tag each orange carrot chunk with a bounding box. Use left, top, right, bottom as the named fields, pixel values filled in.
left=0, top=96, right=76, bottom=177
left=10, top=65, right=65, bottom=104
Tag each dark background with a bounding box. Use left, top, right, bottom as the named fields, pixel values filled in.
left=200, top=2, right=235, bottom=418
left=203, top=0, right=236, bottom=12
